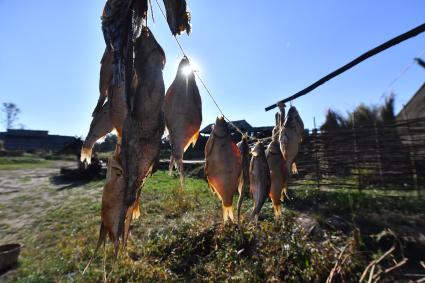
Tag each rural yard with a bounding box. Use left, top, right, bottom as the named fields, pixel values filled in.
left=1, top=157, right=424, bottom=282
left=1, top=1, right=425, bottom=282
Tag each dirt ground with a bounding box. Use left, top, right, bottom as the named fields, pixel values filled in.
left=0, top=161, right=99, bottom=245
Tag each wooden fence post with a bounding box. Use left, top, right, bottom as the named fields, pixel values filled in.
left=374, top=122, right=384, bottom=188
left=402, top=106, right=419, bottom=195
left=313, top=118, right=320, bottom=190
left=352, top=114, right=362, bottom=192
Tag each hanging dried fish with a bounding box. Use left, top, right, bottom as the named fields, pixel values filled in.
left=81, top=102, right=114, bottom=164
left=83, top=146, right=126, bottom=273
left=266, top=124, right=289, bottom=218
left=164, top=57, right=202, bottom=187
left=249, top=141, right=271, bottom=222
left=120, top=27, right=166, bottom=241
left=236, top=135, right=250, bottom=223
left=279, top=106, right=304, bottom=174
left=92, top=49, right=114, bottom=117
left=205, top=117, right=242, bottom=223
left=163, top=0, right=191, bottom=35
left=81, top=85, right=127, bottom=164
left=101, top=0, right=148, bottom=86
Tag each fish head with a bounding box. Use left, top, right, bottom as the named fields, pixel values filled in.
left=135, top=27, right=166, bottom=69
left=212, top=116, right=229, bottom=137
left=285, top=106, right=299, bottom=125
left=268, top=140, right=281, bottom=155
left=285, top=106, right=304, bottom=133
left=251, top=141, right=265, bottom=157
left=237, top=134, right=250, bottom=154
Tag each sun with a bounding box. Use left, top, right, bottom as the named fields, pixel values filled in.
left=182, top=64, right=192, bottom=76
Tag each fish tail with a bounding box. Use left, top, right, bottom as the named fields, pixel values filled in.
left=291, top=162, right=298, bottom=174
left=131, top=198, right=141, bottom=220
left=250, top=202, right=264, bottom=221
left=164, top=125, right=169, bottom=137
left=82, top=222, right=107, bottom=275
left=80, top=147, right=93, bottom=164
left=168, top=155, right=175, bottom=176
left=113, top=238, right=119, bottom=258
left=222, top=205, right=234, bottom=223
left=176, top=158, right=185, bottom=189
left=273, top=204, right=282, bottom=219
left=122, top=206, right=134, bottom=248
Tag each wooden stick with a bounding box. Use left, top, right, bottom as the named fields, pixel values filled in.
left=326, top=244, right=349, bottom=283
left=383, top=258, right=408, bottom=274
left=264, top=23, right=425, bottom=112
left=368, top=264, right=376, bottom=283
left=360, top=246, right=396, bottom=282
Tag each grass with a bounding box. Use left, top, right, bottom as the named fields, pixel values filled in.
left=1, top=170, right=424, bottom=282
left=0, top=156, right=51, bottom=170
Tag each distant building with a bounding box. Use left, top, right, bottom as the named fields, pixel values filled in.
left=395, top=83, right=425, bottom=157
left=200, top=120, right=273, bottom=138
left=0, top=129, right=77, bottom=152
left=396, top=83, right=425, bottom=121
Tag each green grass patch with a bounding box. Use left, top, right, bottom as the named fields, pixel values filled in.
left=0, top=157, right=51, bottom=170
left=2, top=171, right=423, bottom=282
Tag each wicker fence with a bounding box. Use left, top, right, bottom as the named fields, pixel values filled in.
left=291, top=117, right=425, bottom=192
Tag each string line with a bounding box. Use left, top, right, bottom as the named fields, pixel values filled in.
left=380, top=49, right=425, bottom=100
left=153, top=0, right=277, bottom=143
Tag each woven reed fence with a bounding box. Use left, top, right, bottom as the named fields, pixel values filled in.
left=291, top=117, right=425, bottom=192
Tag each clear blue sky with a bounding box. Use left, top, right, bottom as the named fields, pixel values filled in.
left=1, top=1, right=424, bottom=136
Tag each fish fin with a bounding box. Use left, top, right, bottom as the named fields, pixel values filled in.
left=291, top=163, right=298, bottom=174
left=281, top=184, right=290, bottom=201
left=80, top=147, right=92, bottom=164
left=82, top=222, right=107, bottom=275
left=207, top=179, right=220, bottom=196
left=190, top=130, right=200, bottom=148
left=92, top=96, right=107, bottom=117
left=183, top=129, right=200, bottom=153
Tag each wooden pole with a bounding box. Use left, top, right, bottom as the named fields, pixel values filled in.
left=352, top=114, right=362, bottom=192
left=374, top=122, right=384, bottom=187
left=402, top=105, right=419, bottom=195
left=313, top=117, right=320, bottom=190
left=265, top=23, right=425, bottom=112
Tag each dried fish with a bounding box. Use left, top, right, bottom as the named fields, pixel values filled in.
left=205, top=117, right=242, bottom=223
left=163, top=0, right=191, bottom=35
left=164, top=57, right=202, bottom=187
left=120, top=27, right=165, bottom=241
left=279, top=106, right=304, bottom=174
left=249, top=141, right=271, bottom=221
